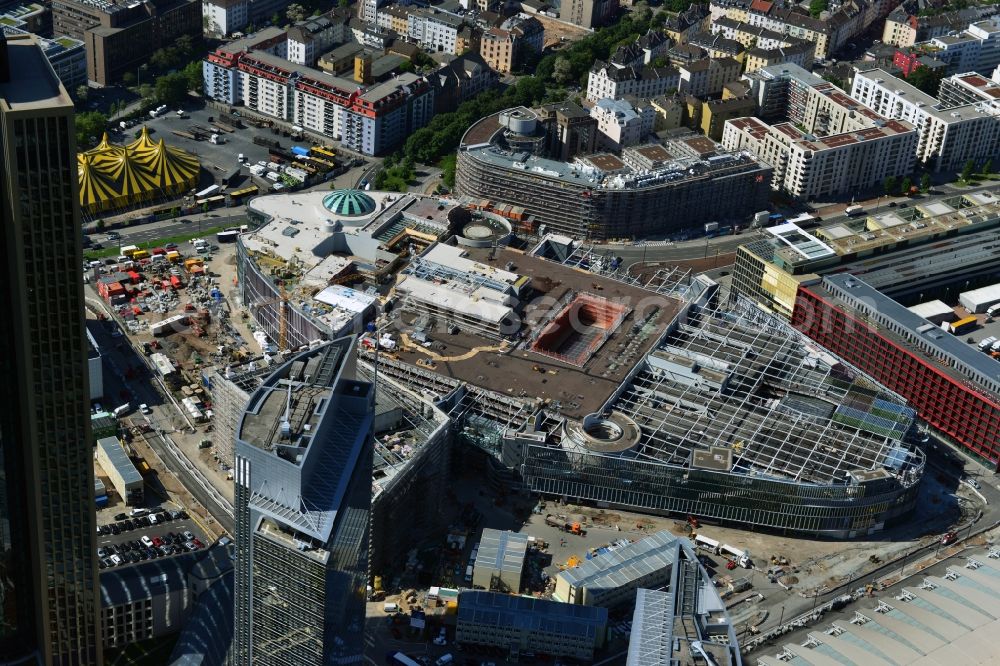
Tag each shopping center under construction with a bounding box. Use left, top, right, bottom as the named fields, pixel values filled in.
left=233, top=189, right=928, bottom=549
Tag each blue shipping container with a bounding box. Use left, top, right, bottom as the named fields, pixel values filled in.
left=95, top=495, right=108, bottom=508
left=291, top=146, right=310, bottom=157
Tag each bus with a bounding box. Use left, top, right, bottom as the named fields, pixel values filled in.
left=387, top=652, right=419, bottom=666
left=195, top=194, right=227, bottom=210
left=228, top=185, right=258, bottom=205
left=311, top=145, right=336, bottom=160
left=949, top=315, right=978, bottom=335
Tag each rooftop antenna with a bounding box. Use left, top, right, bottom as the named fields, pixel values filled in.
left=280, top=378, right=292, bottom=438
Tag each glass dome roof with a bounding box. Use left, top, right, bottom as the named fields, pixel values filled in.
left=322, top=189, right=377, bottom=217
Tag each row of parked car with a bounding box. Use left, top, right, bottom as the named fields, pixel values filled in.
left=97, top=531, right=205, bottom=568
left=96, top=508, right=188, bottom=537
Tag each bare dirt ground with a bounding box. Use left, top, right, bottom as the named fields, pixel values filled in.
left=534, top=14, right=592, bottom=46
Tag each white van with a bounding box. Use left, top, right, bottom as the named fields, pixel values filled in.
left=988, top=303, right=1000, bottom=318
left=383, top=602, right=399, bottom=614
left=112, top=403, right=131, bottom=418
left=130, top=508, right=150, bottom=517
left=435, top=655, right=453, bottom=666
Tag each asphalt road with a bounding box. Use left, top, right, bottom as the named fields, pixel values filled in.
left=593, top=232, right=761, bottom=268
left=86, top=297, right=235, bottom=534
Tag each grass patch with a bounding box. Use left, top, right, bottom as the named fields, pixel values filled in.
left=84, top=224, right=230, bottom=260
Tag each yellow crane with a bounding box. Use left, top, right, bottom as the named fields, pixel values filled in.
left=252, top=280, right=290, bottom=350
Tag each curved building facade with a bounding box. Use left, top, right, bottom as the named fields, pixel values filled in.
left=508, top=308, right=926, bottom=538
left=455, top=108, right=772, bottom=240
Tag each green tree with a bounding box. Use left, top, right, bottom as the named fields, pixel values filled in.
left=75, top=111, right=108, bottom=149
left=183, top=60, right=204, bottom=92
left=399, top=59, right=415, bottom=73
left=440, top=153, right=456, bottom=188
left=961, top=159, right=975, bottom=182
left=174, top=34, right=196, bottom=62
left=920, top=172, right=931, bottom=193
left=982, top=159, right=993, bottom=175
left=906, top=66, right=945, bottom=96
left=632, top=0, right=652, bottom=22
left=883, top=175, right=898, bottom=195
left=553, top=57, right=574, bottom=84
left=155, top=72, right=189, bottom=105
left=808, top=0, right=828, bottom=17
left=339, top=0, right=349, bottom=7
left=271, top=12, right=282, bottom=25
left=76, top=85, right=89, bottom=102
left=286, top=3, right=306, bottom=22
left=900, top=176, right=912, bottom=195
left=122, top=71, right=136, bottom=86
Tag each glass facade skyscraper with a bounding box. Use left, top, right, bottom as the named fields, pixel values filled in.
left=233, top=339, right=373, bottom=665
left=0, top=33, right=102, bottom=665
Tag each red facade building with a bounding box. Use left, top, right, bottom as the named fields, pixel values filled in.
left=793, top=282, right=1000, bottom=468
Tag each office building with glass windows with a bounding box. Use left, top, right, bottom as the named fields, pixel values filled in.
left=232, top=338, right=374, bottom=665
left=0, top=32, right=102, bottom=665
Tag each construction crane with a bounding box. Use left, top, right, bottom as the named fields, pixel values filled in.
left=251, top=280, right=289, bottom=350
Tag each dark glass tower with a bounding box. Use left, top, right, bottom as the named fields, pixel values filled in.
left=0, top=33, right=102, bottom=665
left=233, top=338, right=373, bottom=665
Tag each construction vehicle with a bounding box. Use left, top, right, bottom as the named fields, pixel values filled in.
left=544, top=515, right=587, bottom=536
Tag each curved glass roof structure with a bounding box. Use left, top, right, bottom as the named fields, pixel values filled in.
left=322, top=189, right=377, bottom=217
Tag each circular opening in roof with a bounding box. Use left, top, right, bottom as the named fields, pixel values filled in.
left=322, top=189, right=377, bottom=217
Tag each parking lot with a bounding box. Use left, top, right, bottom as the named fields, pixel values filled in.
left=126, top=102, right=292, bottom=190
left=96, top=506, right=211, bottom=571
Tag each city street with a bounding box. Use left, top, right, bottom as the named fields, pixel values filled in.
left=86, top=298, right=235, bottom=535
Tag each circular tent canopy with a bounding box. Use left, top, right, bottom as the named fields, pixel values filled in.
left=322, top=189, right=377, bottom=217
left=78, top=128, right=200, bottom=215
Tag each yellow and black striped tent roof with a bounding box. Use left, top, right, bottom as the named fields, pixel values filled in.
left=78, top=128, right=200, bottom=214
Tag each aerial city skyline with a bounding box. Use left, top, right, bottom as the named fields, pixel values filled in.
left=3, top=0, right=1000, bottom=661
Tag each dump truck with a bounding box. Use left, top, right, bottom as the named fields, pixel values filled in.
left=544, top=515, right=587, bottom=536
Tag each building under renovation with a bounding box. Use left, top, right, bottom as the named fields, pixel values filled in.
left=239, top=189, right=458, bottom=351
left=366, top=236, right=926, bottom=538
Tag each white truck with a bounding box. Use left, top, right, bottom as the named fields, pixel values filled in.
left=719, top=543, right=752, bottom=568
left=693, top=534, right=721, bottom=553
left=979, top=336, right=997, bottom=351
left=844, top=205, right=865, bottom=217
left=209, top=133, right=223, bottom=145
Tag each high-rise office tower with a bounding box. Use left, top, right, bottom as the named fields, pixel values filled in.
left=233, top=338, right=373, bottom=665
left=0, top=34, right=102, bottom=665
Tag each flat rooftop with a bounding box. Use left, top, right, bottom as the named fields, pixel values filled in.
left=390, top=246, right=683, bottom=419
left=97, top=436, right=143, bottom=486
left=748, top=192, right=1000, bottom=272
left=461, top=111, right=764, bottom=192
left=811, top=274, right=1000, bottom=402
left=475, top=529, right=528, bottom=577
left=757, top=547, right=1000, bottom=666
left=557, top=530, right=678, bottom=592
left=458, top=590, right=608, bottom=639
left=0, top=34, right=72, bottom=111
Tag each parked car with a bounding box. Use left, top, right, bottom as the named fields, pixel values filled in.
left=114, top=513, right=128, bottom=521
left=107, top=231, right=121, bottom=240
left=141, top=536, right=154, bottom=547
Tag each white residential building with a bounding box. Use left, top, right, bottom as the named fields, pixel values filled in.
left=925, top=18, right=1000, bottom=75
left=358, top=0, right=388, bottom=23
left=202, top=0, right=249, bottom=36
left=587, top=63, right=679, bottom=102
left=590, top=98, right=656, bottom=150
left=851, top=69, right=1000, bottom=171
left=286, top=16, right=346, bottom=66
left=677, top=57, right=741, bottom=98
left=202, top=27, right=287, bottom=105
left=722, top=116, right=917, bottom=199
left=408, top=8, right=464, bottom=54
